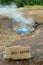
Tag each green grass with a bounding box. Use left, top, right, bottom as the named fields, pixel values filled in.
left=24, top=5, right=43, bottom=8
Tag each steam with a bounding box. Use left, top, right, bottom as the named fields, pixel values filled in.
left=0, top=3, right=35, bottom=26
left=0, top=3, right=35, bottom=30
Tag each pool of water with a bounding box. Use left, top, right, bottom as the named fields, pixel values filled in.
left=14, top=27, right=32, bottom=35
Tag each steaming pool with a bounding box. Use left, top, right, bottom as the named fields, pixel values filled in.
left=14, top=27, right=32, bottom=35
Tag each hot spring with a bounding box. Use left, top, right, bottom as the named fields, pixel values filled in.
left=8, top=17, right=35, bottom=35
left=14, top=27, right=33, bottom=35
left=8, top=18, right=35, bottom=35
left=0, top=3, right=35, bottom=35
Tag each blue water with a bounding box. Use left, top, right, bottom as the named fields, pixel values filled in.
left=15, top=27, right=31, bottom=34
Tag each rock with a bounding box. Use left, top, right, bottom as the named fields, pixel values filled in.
left=3, top=46, right=32, bottom=60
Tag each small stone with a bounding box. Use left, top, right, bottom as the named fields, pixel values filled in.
left=16, top=61, right=19, bottom=64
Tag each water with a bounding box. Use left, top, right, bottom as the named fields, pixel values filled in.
left=15, top=27, right=32, bottom=35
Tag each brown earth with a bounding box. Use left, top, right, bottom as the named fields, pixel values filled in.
left=0, top=8, right=43, bottom=65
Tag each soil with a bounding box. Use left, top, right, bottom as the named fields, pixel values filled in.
left=0, top=8, right=43, bottom=65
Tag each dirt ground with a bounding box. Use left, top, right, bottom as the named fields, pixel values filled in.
left=0, top=8, right=43, bottom=65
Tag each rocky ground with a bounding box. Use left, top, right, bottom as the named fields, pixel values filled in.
left=0, top=8, right=43, bottom=65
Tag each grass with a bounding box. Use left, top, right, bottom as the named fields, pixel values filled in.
left=24, top=5, right=43, bottom=8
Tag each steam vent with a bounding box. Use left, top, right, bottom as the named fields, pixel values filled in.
left=8, top=18, right=35, bottom=35
left=0, top=6, right=35, bottom=35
